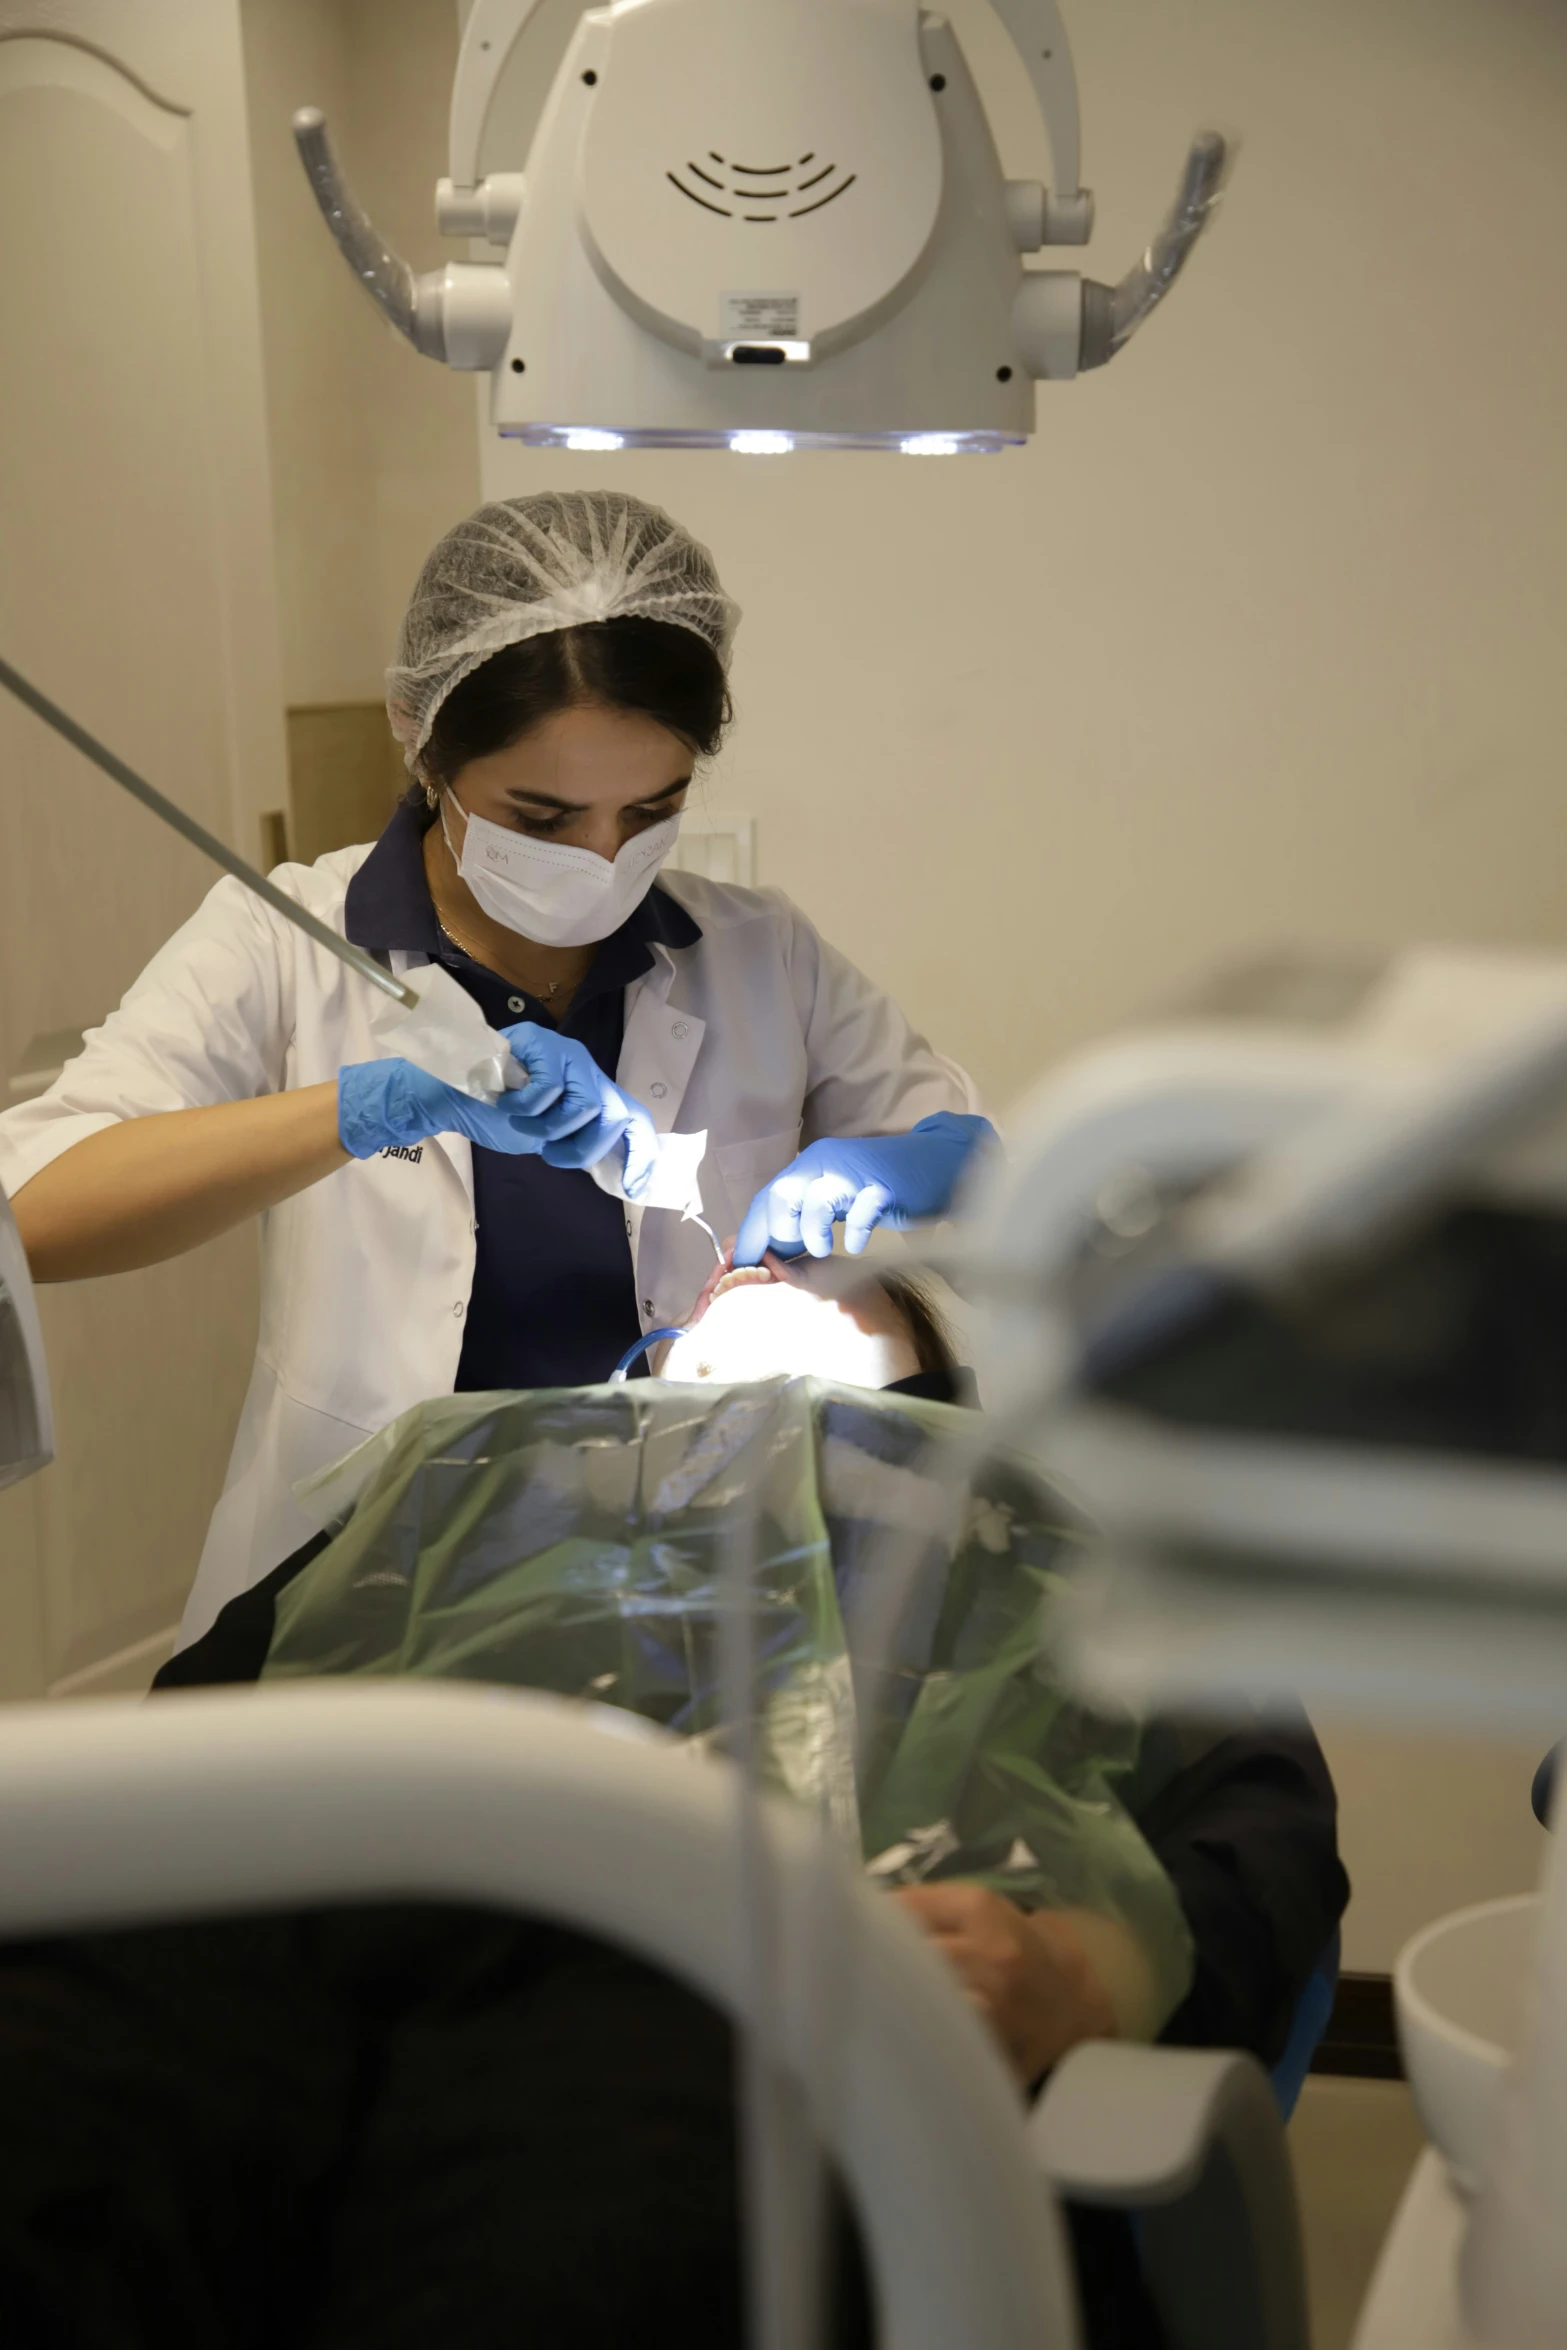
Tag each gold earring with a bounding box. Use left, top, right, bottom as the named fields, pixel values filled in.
left=423, top=781, right=439, bottom=811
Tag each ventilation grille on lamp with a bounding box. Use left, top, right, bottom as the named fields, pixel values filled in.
left=666, top=152, right=857, bottom=222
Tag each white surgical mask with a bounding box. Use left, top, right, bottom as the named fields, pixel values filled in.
left=441, top=794, right=680, bottom=948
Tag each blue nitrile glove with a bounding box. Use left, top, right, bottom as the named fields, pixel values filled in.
left=339, top=1026, right=657, bottom=1196
left=501, top=1023, right=658, bottom=1194
left=733, top=1112, right=996, bottom=1266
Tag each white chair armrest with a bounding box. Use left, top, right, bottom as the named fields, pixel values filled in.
left=1030, top=2042, right=1309, bottom=2350
left=0, top=1683, right=1080, bottom=2350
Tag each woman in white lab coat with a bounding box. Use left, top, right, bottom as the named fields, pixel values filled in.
left=0, top=491, right=991, bottom=1651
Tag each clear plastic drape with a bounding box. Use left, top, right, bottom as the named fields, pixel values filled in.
left=275, top=1377, right=1193, bottom=2024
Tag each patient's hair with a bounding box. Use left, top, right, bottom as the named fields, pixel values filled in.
left=876, top=1271, right=958, bottom=1380
left=418, top=619, right=731, bottom=795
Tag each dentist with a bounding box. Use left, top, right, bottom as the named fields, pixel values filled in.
left=0, top=491, right=992, bottom=1651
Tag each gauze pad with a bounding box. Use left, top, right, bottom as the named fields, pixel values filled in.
left=367, top=962, right=520, bottom=1100
left=591, top=1126, right=708, bottom=1214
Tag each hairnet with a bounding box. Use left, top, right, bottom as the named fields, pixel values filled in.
left=386, top=491, right=740, bottom=771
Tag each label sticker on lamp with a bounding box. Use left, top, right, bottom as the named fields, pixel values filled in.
left=720, top=292, right=801, bottom=339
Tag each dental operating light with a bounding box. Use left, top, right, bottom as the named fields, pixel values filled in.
left=292, top=0, right=1228, bottom=453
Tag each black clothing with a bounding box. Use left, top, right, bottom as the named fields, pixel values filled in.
left=1133, top=1716, right=1347, bottom=2065
left=0, top=1902, right=1175, bottom=2350
left=0, top=1905, right=868, bottom=2350
left=343, top=799, right=701, bottom=1389
left=153, top=1533, right=333, bottom=1694
left=1532, top=1743, right=1559, bottom=1826
left=883, top=1365, right=981, bottom=1407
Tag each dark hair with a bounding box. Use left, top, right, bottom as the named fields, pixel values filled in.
left=418, top=617, right=731, bottom=795
left=877, top=1271, right=958, bottom=1380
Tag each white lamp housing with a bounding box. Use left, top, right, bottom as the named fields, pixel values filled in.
left=292, top=0, right=1228, bottom=452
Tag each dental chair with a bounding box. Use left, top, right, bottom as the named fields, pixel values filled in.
left=0, top=1682, right=1310, bottom=2350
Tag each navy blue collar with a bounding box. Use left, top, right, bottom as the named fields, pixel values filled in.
left=343, top=798, right=701, bottom=982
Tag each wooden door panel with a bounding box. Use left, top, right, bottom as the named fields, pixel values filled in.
left=0, top=36, right=235, bottom=1067
left=0, top=13, right=284, bottom=1692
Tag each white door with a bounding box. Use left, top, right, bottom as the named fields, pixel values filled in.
left=0, top=4, right=287, bottom=1697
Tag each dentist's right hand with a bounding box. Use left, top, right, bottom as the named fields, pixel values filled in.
left=338, top=1024, right=659, bottom=1196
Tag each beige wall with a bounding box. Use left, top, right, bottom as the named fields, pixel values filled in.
left=241, top=0, right=479, bottom=711
left=1319, top=1720, right=1546, bottom=1973
left=243, top=0, right=1567, bottom=1966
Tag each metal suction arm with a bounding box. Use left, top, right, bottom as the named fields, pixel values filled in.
left=1084, top=131, right=1231, bottom=366
left=291, top=108, right=446, bottom=359
left=0, top=655, right=416, bottom=1011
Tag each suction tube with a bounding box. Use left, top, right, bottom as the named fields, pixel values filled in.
left=1078, top=132, right=1231, bottom=369
left=291, top=108, right=446, bottom=359
left=607, top=1327, right=687, bottom=1383
left=1110, top=131, right=1229, bottom=351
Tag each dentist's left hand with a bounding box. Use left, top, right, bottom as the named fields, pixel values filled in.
left=734, top=1112, right=996, bottom=1265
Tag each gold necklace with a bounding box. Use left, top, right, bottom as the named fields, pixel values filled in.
left=435, top=907, right=565, bottom=1001
left=426, top=821, right=572, bottom=1002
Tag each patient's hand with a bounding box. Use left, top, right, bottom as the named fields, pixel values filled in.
left=892, top=1885, right=1126, bottom=2088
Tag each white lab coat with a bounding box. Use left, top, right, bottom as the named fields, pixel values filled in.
left=0, top=847, right=979, bottom=1646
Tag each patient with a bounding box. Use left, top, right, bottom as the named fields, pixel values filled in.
left=658, top=1252, right=955, bottom=1392
left=0, top=1267, right=1345, bottom=2350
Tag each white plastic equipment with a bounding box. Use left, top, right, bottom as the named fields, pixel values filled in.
left=1394, top=1894, right=1539, bottom=2199
left=958, top=943, right=1567, bottom=2350
left=0, top=1683, right=1309, bottom=2350
left=290, top=0, right=1228, bottom=453
left=963, top=946, right=1567, bottom=1727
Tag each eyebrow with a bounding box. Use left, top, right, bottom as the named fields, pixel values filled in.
left=504, top=777, right=693, bottom=814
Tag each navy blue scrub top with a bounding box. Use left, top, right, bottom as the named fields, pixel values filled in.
left=343, top=799, right=702, bottom=1389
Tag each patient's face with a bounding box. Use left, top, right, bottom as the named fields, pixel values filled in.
left=661, top=1261, right=922, bottom=1389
